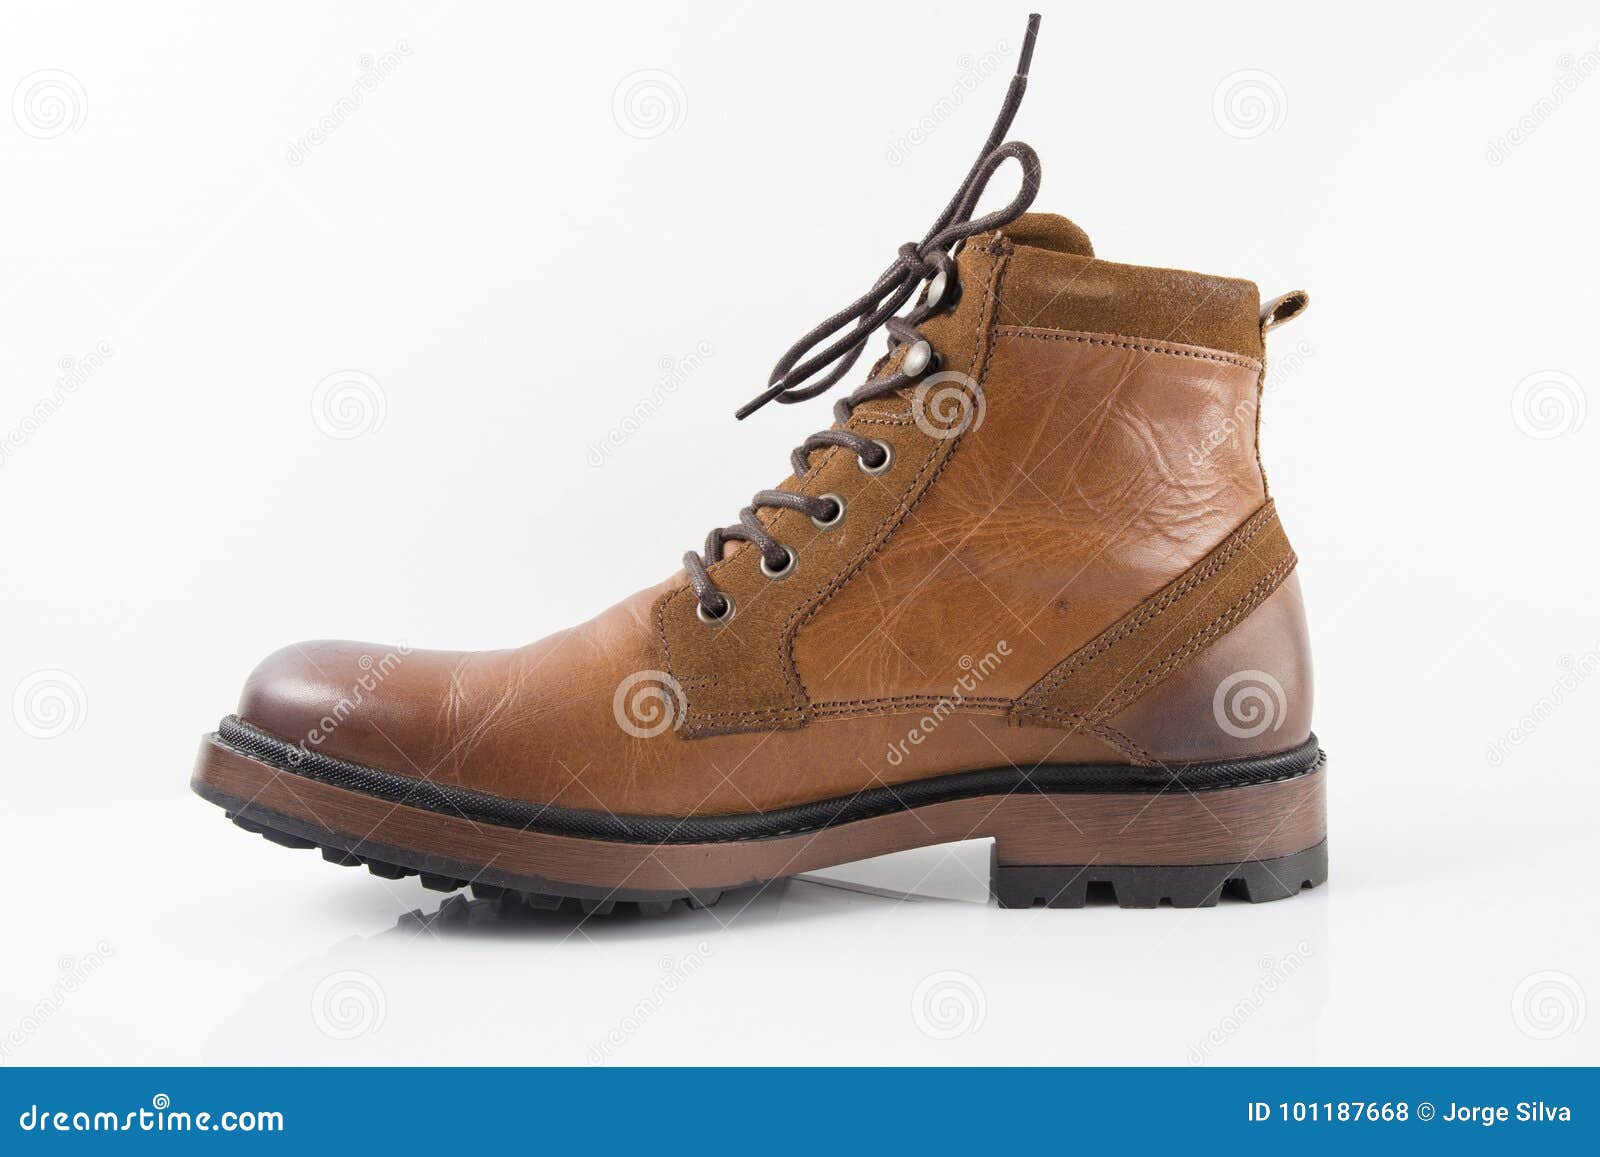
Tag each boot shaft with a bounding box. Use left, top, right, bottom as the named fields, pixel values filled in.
left=664, top=215, right=1310, bottom=762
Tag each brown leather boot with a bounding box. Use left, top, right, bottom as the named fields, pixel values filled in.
left=192, top=15, right=1325, bottom=912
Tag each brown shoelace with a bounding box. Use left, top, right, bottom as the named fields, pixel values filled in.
left=684, top=14, right=1045, bottom=622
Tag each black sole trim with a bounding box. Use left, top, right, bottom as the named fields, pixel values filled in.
left=214, top=714, right=1325, bottom=845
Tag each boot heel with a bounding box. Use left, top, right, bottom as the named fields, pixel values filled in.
left=990, top=839, right=1328, bottom=908
left=987, top=759, right=1327, bottom=909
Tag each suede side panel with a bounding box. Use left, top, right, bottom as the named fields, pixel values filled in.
left=999, top=247, right=1265, bottom=364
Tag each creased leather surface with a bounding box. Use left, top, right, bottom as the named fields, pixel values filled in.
left=1012, top=501, right=1295, bottom=728
left=791, top=326, right=1267, bottom=711
left=654, top=239, right=1013, bottom=735
left=237, top=577, right=1117, bottom=817
left=232, top=229, right=1306, bottom=816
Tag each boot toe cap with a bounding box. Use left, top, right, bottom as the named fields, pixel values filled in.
left=237, top=639, right=428, bottom=771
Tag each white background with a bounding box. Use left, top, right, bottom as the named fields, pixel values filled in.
left=3, top=0, right=1597, bottom=1065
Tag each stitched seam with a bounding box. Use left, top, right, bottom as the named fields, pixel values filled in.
left=1022, top=503, right=1279, bottom=704
left=779, top=433, right=951, bottom=705
left=1105, top=553, right=1297, bottom=708
left=688, top=708, right=805, bottom=721
left=1086, top=722, right=1154, bottom=765
left=784, top=244, right=1014, bottom=715
left=686, top=703, right=809, bottom=718
left=666, top=246, right=1013, bottom=735
left=805, top=694, right=1016, bottom=720
left=654, top=588, right=682, bottom=699
left=807, top=702, right=1014, bottom=723
left=1026, top=707, right=1107, bottom=728
left=1253, top=359, right=1270, bottom=498
left=1040, top=511, right=1273, bottom=686
left=1033, top=507, right=1275, bottom=692
left=1014, top=715, right=1152, bottom=766
left=850, top=412, right=918, bottom=425
left=686, top=701, right=1015, bottom=721
left=993, top=325, right=1263, bottom=372
left=1056, top=553, right=1297, bottom=726
left=812, top=694, right=1013, bottom=711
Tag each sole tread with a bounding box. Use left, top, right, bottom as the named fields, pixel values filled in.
left=223, top=805, right=1325, bottom=916
left=989, top=840, right=1328, bottom=909
left=224, top=809, right=717, bottom=918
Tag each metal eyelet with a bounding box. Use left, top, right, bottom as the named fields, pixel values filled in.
left=696, top=595, right=736, bottom=625
left=810, top=493, right=847, bottom=530
left=901, top=340, right=934, bottom=378
left=857, top=440, right=894, bottom=476
left=926, top=269, right=961, bottom=311
left=760, top=547, right=796, bottom=580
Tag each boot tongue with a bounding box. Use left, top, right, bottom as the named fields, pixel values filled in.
left=997, top=212, right=1094, bottom=257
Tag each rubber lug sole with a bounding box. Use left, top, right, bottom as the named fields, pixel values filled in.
left=225, top=811, right=724, bottom=918
left=197, top=730, right=1328, bottom=916
left=221, top=807, right=1323, bottom=916
left=989, top=839, right=1328, bottom=909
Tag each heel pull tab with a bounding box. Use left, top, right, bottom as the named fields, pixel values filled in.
left=1260, top=290, right=1310, bottom=337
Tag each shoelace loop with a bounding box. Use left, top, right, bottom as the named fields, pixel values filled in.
left=687, top=15, right=1045, bottom=621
